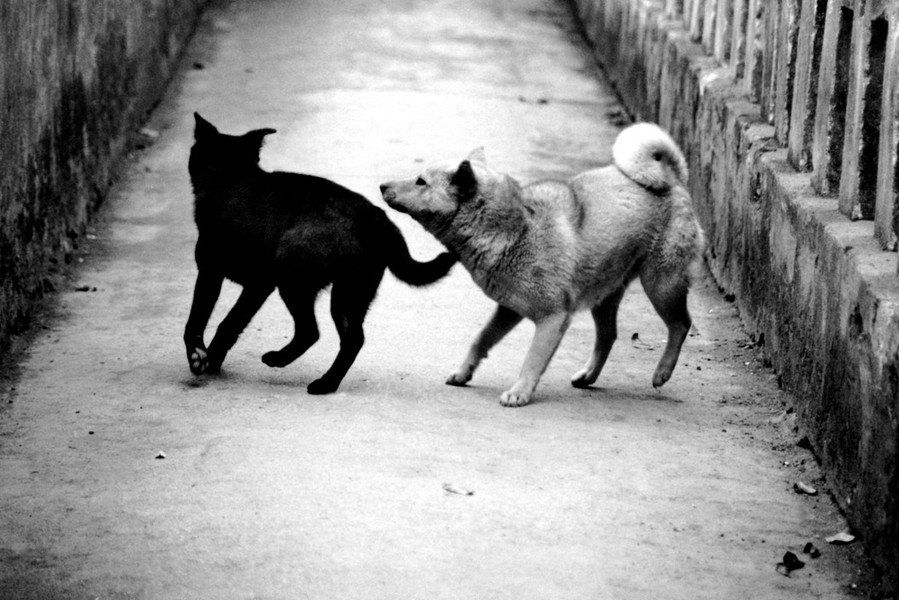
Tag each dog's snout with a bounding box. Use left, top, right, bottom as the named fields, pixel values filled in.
left=380, top=183, right=397, bottom=204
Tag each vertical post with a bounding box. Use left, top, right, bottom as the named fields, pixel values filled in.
left=811, top=0, right=853, bottom=195
left=874, top=1, right=899, bottom=251
left=703, top=0, right=717, bottom=52
left=683, top=0, right=695, bottom=29
left=714, top=0, right=734, bottom=62
left=838, top=0, right=885, bottom=220
left=731, top=0, right=750, bottom=80
left=774, top=0, right=802, bottom=144
left=760, top=0, right=782, bottom=123
left=689, top=0, right=704, bottom=40
left=788, top=0, right=828, bottom=171
left=744, top=0, right=765, bottom=99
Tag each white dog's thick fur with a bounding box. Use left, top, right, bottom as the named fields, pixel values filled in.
left=381, top=123, right=705, bottom=407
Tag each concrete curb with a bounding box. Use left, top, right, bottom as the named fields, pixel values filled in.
left=572, top=0, right=899, bottom=585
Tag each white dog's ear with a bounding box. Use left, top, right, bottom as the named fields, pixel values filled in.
left=451, top=160, right=478, bottom=198
left=467, top=147, right=487, bottom=164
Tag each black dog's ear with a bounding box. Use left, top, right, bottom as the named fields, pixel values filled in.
left=246, top=127, right=277, bottom=142
left=243, top=127, right=277, bottom=149
left=239, top=128, right=277, bottom=163
left=451, top=160, right=478, bottom=199
left=193, top=113, right=218, bottom=141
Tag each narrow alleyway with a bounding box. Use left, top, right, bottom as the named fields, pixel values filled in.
left=0, top=0, right=876, bottom=598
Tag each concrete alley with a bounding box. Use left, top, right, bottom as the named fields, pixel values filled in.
left=0, top=0, right=881, bottom=598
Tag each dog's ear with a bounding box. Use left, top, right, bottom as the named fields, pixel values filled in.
left=244, top=127, right=277, bottom=147
left=451, top=160, right=478, bottom=199
left=193, top=112, right=218, bottom=141
left=240, top=128, right=277, bottom=163
left=467, top=147, right=487, bottom=164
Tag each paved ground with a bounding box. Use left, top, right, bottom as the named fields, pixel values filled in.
left=0, top=0, right=883, bottom=598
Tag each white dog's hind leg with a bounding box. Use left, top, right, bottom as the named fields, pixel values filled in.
left=447, top=304, right=523, bottom=386
left=641, top=272, right=691, bottom=388
left=571, top=287, right=626, bottom=388
left=502, top=312, right=571, bottom=407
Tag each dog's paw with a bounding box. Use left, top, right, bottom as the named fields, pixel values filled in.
left=446, top=368, right=472, bottom=386
left=500, top=389, right=532, bottom=407
left=570, top=369, right=597, bottom=388
left=307, top=377, right=340, bottom=395
left=652, top=371, right=670, bottom=388
left=262, top=350, right=289, bottom=368
left=188, top=347, right=208, bottom=375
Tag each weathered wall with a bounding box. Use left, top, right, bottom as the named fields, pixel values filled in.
left=0, top=0, right=209, bottom=353
left=572, top=0, right=899, bottom=586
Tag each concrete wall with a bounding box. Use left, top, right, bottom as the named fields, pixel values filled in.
left=572, top=0, right=899, bottom=585
left=0, top=0, right=209, bottom=353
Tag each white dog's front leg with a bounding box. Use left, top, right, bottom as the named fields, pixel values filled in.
left=446, top=305, right=523, bottom=386
left=501, top=312, right=572, bottom=407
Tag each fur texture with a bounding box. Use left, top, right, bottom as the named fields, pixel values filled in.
left=184, top=113, right=455, bottom=394
left=380, top=122, right=704, bottom=406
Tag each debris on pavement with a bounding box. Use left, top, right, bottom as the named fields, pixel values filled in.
left=136, top=127, right=160, bottom=150
left=155, top=451, right=167, bottom=460
left=793, top=481, right=818, bottom=495
left=776, top=551, right=806, bottom=576
left=803, top=542, right=821, bottom=558
left=138, top=127, right=160, bottom=140
left=825, top=531, right=856, bottom=545
left=442, top=482, right=473, bottom=496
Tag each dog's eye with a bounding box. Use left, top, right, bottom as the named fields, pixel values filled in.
left=652, top=152, right=663, bottom=161
left=415, top=177, right=427, bottom=186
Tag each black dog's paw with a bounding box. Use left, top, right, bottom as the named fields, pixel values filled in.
left=188, top=347, right=209, bottom=375
left=262, top=350, right=290, bottom=368
left=307, top=377, right=340, bottom=395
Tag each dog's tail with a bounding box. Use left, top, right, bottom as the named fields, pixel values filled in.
left=612, top=123, right=688, bottom=194
left=385, top=223, right=457, bottom=286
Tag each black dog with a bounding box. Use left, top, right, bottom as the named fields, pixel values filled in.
left=184, top=113, right=455, bottom=394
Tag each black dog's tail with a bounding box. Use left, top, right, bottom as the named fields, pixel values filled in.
left=385, top=223, right=456, bottom=286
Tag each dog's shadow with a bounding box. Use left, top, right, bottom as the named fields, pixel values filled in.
left=569, top=384, right=684, bottom=404
left=459, top=381, right=684, bottom=408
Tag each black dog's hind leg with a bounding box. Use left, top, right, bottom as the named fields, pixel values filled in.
left=306, top=273, right=381, bottom=395
left=262, top=285, right=321, bottom=369
left=184, top=269, right=224, bottom=374
left=205, top=284, right=274, bottom=373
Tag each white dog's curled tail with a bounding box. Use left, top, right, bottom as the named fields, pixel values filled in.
left=612, top=122, right=688, bottom=193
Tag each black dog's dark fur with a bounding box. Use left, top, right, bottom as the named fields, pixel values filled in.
left=184, top=113, right=455, bottom=394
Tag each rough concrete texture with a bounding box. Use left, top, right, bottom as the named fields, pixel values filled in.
left=0, top=0, right=209, bottom=354
left=572, top=0, right=899, bottom=587
left=0, top=0, right=890, bottom=597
